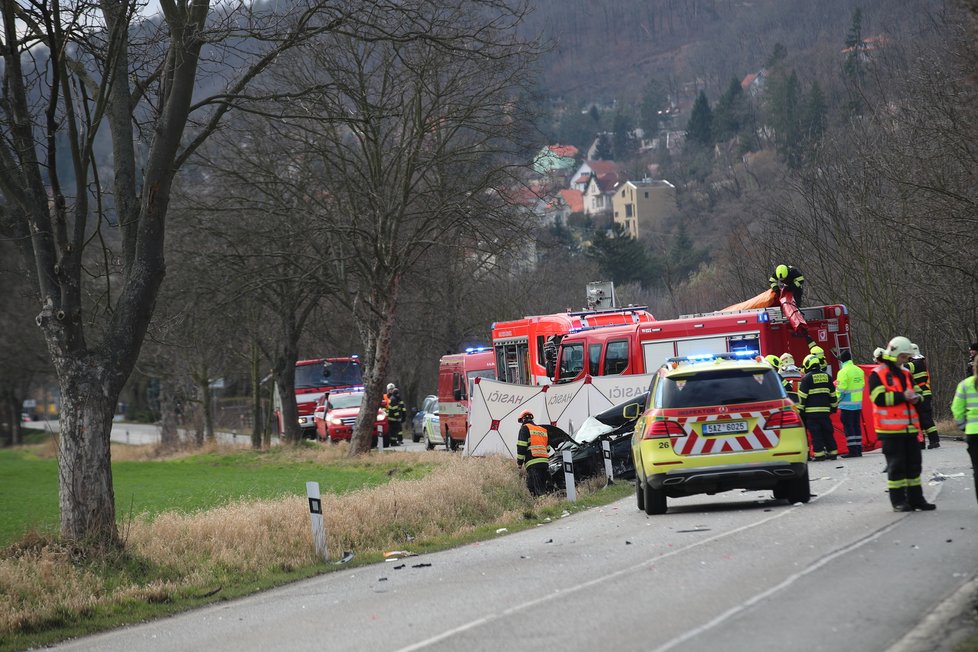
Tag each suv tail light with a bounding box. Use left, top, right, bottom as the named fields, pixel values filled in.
left=764, top=410, right=802, bottom=429
left=644, top=420, right=685, bottom=439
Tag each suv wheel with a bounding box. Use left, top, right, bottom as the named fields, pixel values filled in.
left=412, top=429, right=421, bottom=443
left=781, top=468, right=811, bottom=504
left=643, top=482, right=667, bottom=515
left=425, top=434, right=435, bottom=451
left=636, top=477, right=646, bottom=511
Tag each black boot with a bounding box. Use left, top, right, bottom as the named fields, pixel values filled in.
left=907, top=485, right=937, bottom=511
left=889, top=488, right=912, bottom=512
left=842, top=446, right=862, bottom=458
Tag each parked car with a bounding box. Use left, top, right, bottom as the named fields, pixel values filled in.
left=412, top=395, right=438, bottom=443
left=315, top=391, right=388, bottom=444
left=632, top=353, right=810, bottom=515
left=421, top=407, right=444, bottom=451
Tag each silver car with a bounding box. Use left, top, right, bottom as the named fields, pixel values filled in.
left=412, top=395, right=438, bottom=443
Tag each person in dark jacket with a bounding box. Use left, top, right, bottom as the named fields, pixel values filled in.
left=797, top=354, right=839, bottom=461
left=967, top=343, right=978, bottom=379
left=769, top=264, right=805, bottom=307
left=909, top=344, right=939, bottom=449
left=384, top=387, right=405, bottom=447
left=516, top=410, right=550, bottom=496
left=869, top=336, right=936, bottom=512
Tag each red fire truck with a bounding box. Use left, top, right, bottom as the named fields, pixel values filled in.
left=491, top=307, right=655, bottom=386
left=551, top=304, right=851, bottom=384
left=274, top=356, right=364, bottom=438
left=437, top=348, right=497, bottom=450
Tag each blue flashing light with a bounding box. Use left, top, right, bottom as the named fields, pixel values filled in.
left=686, top=353, right=715, bottom=361
left=351, top=354, right=360, bottom=359
left=758, top=311, right=770, bottom=322
left=731, top=349, right=760, bottom=358
left=465, top=346, right=488, bottom=354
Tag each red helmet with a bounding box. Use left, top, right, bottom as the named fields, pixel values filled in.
left=517, top=410, right=534, bottom=423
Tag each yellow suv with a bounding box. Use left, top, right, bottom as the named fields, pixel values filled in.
left=632, top=353, right=810, bottom=515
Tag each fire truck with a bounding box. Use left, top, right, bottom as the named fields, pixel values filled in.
left=550, top=304, right=851, bottom=384
left=437, top=348, right=496, bottom=450
left=274, top=356, right=363, bottom=438
left=491, top=307, right=655, bottom=386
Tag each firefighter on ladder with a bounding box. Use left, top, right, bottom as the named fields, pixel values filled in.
left=869, top=336, right=936, bottom=512
left=516, top=410, right=550, bottom=496
left=770, top=264, right=805, bottom=307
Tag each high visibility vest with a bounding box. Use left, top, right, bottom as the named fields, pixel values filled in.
left=871, top=363, right=920, bottom=435
left=951, top=377, right=978, bottom=435
left=836, top=361, right=864, bottom=410
left=526, top=424, right=549, bottom=460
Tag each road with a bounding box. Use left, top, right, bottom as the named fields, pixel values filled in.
left=53, top=441, right=977, bottom=652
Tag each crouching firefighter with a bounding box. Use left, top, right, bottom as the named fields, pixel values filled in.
left=516, top=410, right=550, bottom=497
left=870, top=336, right=936, bottom=512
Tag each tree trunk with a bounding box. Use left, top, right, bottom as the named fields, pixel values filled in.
left=349, top=284, right=400, bottom=456
left=201, top=374, right=215, bottom=443
left=158, top=377, right=180, bottom=450
left=272, top=339, right=302, bottom=444
left=57, top=368, right=119, bottom=544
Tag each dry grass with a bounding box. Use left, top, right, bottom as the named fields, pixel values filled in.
left=0, top=453, right=588, bottom=638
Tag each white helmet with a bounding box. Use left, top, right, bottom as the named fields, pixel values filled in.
left=779, top=352, right=795, bottom=367
left=873, top=346, right=885, bottom=360
left=910, top=343, right=923, bottom=358
left=386, top=383, right=396, bottom=392
left=884, top=336, right=915, bottom=359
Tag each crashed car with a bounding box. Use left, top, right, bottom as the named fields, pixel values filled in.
left=546, top=392, right=648, bottom=489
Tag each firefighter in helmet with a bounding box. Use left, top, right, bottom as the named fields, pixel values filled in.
left=909, top=343, right=939, bottom=450
left=515, top=410, right=550, bottom=496
left=769, top=264, right=805, bottom=307
left=869, top=336, right=936, bottom=512
left=797, top=353, right=839, bottom=461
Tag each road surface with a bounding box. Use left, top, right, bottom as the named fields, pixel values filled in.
left=53, top=441, right=978, bottom=652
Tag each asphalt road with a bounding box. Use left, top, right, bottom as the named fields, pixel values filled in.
left=53, top=441, right=978, bottom=652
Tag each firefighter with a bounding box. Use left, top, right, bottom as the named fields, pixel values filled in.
left=909, top=344, right=939, bottom=449
left=873, top=347, right=885, bottom=363
left=384, top=386, right=405, bottom=446
left=797, top=354, right=839, bottom=461
left=869, top=336, right=936, bottom=512
left=836, top=350, right=865, bottom=457
left=968, top=343, right=978, bottom=379
left=767, top=354, right=796, bottom=401
left=515, top=410, right=550, bottom=496
left=769, top=264, right=805, bottom=307
left=950, top=357, right=978, bottom=505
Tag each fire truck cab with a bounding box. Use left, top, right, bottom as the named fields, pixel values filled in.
left=491, top=307, right=654, bottom=386
left=437, top=348, right=496, bottom=451
left=553, top=304, right=851, bottom=384
left=275, top=356, right=363, bottom=438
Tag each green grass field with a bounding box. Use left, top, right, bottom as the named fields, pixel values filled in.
left=0, top=439, right=430, bottom=548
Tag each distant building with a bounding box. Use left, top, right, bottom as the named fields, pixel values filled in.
left=740, top=69, right=768, bottom=97
left=532, top=144, right=579, bottom=175
left=611, top=179, right=678, bottom=239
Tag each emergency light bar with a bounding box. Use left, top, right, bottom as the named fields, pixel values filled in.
left=664, top=351, right=763, bottom=368
left=464, top=346, right=489, bottom=354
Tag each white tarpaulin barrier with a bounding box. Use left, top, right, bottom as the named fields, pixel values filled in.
left=463, top=374, right=656, bottom=458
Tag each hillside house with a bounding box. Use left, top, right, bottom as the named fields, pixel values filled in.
left=532, top=144, right=579, bottom=176
left=611, top=179, right=678, bottom=239
left=740, top=69, right=768, bottom=97
left=570, top=159, right=621, bottom=192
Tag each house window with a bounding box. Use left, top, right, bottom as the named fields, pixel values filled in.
left=625, top=204, right=633, bottom=218
left=644, top=191, right=649, bottom=198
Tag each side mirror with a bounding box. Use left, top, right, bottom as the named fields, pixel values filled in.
left=545, top=359, right=556, bottom=379
left=622, top=403, right=641, bottom=419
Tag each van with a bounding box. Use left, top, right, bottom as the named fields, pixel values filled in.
left=437, top=349, right=496, bottom=450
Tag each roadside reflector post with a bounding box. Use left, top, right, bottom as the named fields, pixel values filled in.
left=306, top=481, right=328, bottom=561
left=562, top=449, right=577, bottom=502
left=602, top=439, right=614, bottom=484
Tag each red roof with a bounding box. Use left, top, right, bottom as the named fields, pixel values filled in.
left=586, top=159, right=619, bottom=176
left=558, top=189, right=584, bottom=213
left=549, top=144, right=579, bottom=158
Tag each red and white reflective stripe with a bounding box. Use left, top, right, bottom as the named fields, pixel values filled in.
left=670, top=412, right=780, bottom=455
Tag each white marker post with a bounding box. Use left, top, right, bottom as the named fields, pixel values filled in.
left=306, top=481, right=328, bottom=561
left=562, top=449, right=577, bottom=502
left=602, top=439, right=614, bottom=484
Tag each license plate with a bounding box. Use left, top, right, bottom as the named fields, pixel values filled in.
left=702, top=421, right=747, bottom=435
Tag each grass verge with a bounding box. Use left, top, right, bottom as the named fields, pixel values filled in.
left=0, top=438, right=630, bottom=651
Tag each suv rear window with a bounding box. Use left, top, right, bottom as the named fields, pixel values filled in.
left=656, top=368, right=785, bottom=409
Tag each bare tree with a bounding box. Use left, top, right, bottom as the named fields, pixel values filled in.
left=0, top=0, right=352, bottom=545
left=221, top=1, right=541, bottom=455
